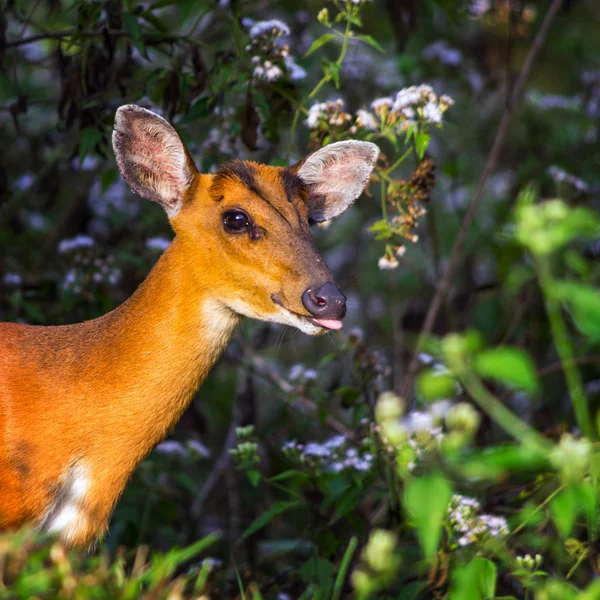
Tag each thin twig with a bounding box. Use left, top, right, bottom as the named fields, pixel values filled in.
left=239, top=340, right=356, bottom=438
left=401, top=0, right=564, bottom=397
left=5, top=29, right=207, bottom=49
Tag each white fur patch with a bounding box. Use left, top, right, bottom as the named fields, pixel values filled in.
left=298, top=140, right=379, bottom=222
left=223, top=297, right=325, bottom=336
left=41, top=463, right=90, bottom=543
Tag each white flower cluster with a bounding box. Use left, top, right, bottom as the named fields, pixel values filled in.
left=375, top=392, right=454, bottom=473
left=3, top=273, right=22, bottom=286
left=547, top=165, right=589, bottom=193
left=62, top=254, right=121, bottom=295
left=156, top=439, right=211, bottom=459
left=307, top=86, right=453, bottom=135
left=306, top=99, right=352, bottom=130
left=246, top=19, right=305, bottom=83
left=422, top=41, right=463, bottom=66
left=447, top=494, right=509, bottom=547
left=470, top=0, right=491, bottom=17
left=249, top=19, right=290, bottom=39
left=58, top=234, right=95, bottom=254
left=283, top=435, right=375, bottom=474
left=350, top=0, right=373, bottom=4
left=289, top=363, right=318, bottom=383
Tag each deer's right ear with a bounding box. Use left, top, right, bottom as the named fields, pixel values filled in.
left=112, top=105, right=196, bottom=217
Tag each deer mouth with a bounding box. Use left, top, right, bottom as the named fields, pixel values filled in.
left=271, top=294, right=343, bottom=332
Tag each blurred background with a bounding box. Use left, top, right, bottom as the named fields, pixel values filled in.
left=1, top=0, right=600, bottom=598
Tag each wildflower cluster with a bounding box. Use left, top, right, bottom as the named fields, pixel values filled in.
left=548, top=165, right=589, bottom=193
left=59, top=236, right=121, bottom=296
left=367, top=85, right=454, bottom=134
left=245, top=19, right=305, bottom=83
left=229, top=425, right=260, bottom=470
left=375, top=392, right=457, bottom=475
left=447, top=494, right=509, bottom=548
left=306, top=99, right=353, bottom=134
left=513, top=553, right=545, bottom=589
left=3, top=273, right=22, bottom=287
left=282, top=435, right=375, bottom=474
left=377, top=158, right=437, bottom=269
left=352, top=530, right=401, bottom=600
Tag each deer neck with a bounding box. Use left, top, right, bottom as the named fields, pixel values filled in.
left=87, top=237, right=241, bottom=446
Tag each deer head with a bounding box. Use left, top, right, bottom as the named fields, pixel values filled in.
left=112, top=105, right=379, bottom=335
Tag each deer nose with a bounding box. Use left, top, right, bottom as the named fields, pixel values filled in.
left=302, top=283, right=347, bottom=319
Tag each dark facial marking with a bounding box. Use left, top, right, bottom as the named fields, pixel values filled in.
left=210, top=160, right=301, bottom=229
left=210, top=160, right=260, bottom=200
left=281, top=168, right=306, bottom=203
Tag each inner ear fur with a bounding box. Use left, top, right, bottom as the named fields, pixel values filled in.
left=112, top=105, right=197, bottom=217
left=292, top=140, right=379, bottom=222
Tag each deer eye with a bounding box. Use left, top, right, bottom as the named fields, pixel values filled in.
left=223, top=210, right=250, bottom=233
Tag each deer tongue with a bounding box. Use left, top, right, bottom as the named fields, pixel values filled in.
left=311, top=318, right=343, bottom=330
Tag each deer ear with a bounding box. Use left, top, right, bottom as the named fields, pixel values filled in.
left=294, top=140, right=379, bottom=223
left=112, top=105, right=196, bottom=217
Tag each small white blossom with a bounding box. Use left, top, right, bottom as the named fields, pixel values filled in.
left=3, top=273, right=22, bottom=286
left=58, top=235, right=95, bottom=254
left=378, top=256, right=399, bottom=270
left=156, top=440, right=188, bottom=458
left=422, top=41, right=463, bottom=66
left=356, top=109, right=378, bottom=131
left=265, top=65, right=283, bottom=81
left=470, top=0, right=491, bottom=17
left=146, top=236, right=171, bottom=252
left=249, top=19, right=290, bottom=39
left=304, top=442, right=331, bottom=457
left=285, top=56, right=306, bottom=81
left=289, top=364, right=305, bottom=381
left=371, top=97, right=394, bottom=111
left=422, top=101, right=443, bottom=124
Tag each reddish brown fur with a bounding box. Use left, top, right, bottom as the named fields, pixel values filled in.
left=0, top=167, right=332, bottom=546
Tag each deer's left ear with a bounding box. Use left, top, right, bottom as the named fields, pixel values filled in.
left=294, top=140, right=379, bottom=223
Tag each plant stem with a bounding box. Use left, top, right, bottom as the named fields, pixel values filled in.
left=382, top=146, right=413, bottom=178
left=459, top=370, right=551, bottom=452
left=537, top=259, right=593, bottom=439
left=287, top=3, right=355, bottom=158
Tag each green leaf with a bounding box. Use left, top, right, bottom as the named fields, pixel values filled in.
left=299, top=557, right=334, bottom=596
left=414, top=131, right=430, bottom=160
left=246, top=470, right=261, bottom=487
left=404, top=474, right=452, bottom=559
left=554, top=282, right=600, bottom=339
left=550, top=487, right=578, bottom=538
left=355, top=34, right=386, bottom=53
left=332, top=537, right=357, bottom=600
left=449, top=557, right=497, bottom=600
left=416, top=369, right=457, bottom=402
left=474, top=346, right=539, bottom=394
left=78, top=127, right=102, bottom=165
left=366, top=219, right=390, bottom=233
left=123, top=13, right=148, bottom=59
left=242, top=501, right=301, bottom=538
left=326, top=62, right=341, bottom=88
left=178, top=97, right=211, bottom=125
left=304, top=33, right=337, bottom=57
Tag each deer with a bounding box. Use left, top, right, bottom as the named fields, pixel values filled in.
left=0, top=105, right=379, bottom=548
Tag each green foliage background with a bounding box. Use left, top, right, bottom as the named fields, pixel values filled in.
left=1, top=0, right=600, bottom=598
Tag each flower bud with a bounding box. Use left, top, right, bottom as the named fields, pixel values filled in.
left=362, top=530, right=398, bottom=572
left=317, top=8, right=330, bottom=25
left=445, top=402, right=480, bottom=433
left=375, top=392, right=404, bottom=424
